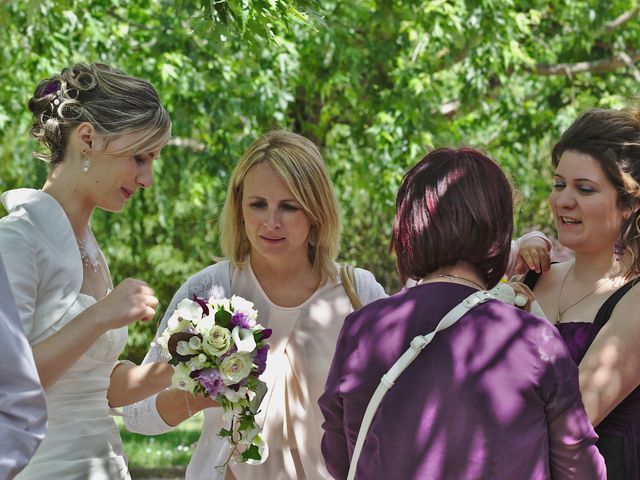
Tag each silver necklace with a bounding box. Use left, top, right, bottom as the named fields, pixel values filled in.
left=420, top=273, right=485, bottom=290
left=76, top=237, right=101, bottom=273
left=437, top=273, right=485, bottom=290
left=555, top=263, right=613, bottom=325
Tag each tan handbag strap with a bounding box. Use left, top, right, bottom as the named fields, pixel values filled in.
left=340, top=264, right=363, bottom=310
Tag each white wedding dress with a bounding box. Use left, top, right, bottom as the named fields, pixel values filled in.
left=16, top=294, right=131, bottom=480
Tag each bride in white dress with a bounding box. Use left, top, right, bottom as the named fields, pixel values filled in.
left=0, top=63, right=174, bottom=479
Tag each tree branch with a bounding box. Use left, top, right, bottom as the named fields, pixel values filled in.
left=167, top=137, right=206, bottom=151
left=436, top=50, right=640, bottom=118
left=603, top=6, right=640, bottom=34
left=618, top=51, right=640, bottom=83
left=535, top=50, right=640, bottom=76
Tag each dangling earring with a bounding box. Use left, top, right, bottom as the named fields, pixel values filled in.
left=614, top=240, right=624, bottom=262
left=82, top=151, right=90, bottom=173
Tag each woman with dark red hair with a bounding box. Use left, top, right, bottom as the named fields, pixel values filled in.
left=319, top=147, right=605, bottom=479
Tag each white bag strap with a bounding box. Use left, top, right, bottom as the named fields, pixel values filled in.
left=347, top=290, right=495, bottom=480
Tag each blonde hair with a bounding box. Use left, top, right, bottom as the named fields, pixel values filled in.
left=28, top=63, right=171, bottom=165
left=219, top=131, right=340, bottom=284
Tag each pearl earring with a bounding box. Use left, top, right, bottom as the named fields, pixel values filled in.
left=82, top=152, right=90, bottom=173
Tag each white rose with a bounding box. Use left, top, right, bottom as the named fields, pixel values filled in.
left=220, top=353, right=253, bottom=385
left=172, top=364, right=198, bottom=392
left=202, top=326, right=231, bottom=357
left=232, top=326, right=256, bottom=353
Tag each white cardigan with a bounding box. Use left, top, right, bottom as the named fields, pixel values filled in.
left=123, top=259, right=386, bottom=480
left=0, top=189, right=110, bottom=344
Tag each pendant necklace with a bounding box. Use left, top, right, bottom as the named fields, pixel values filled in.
left=76, top=236, right=101, bottom=273
left=555, top=262, right=613, bottom=325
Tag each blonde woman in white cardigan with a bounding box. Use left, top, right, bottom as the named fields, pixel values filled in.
left=123, top=131, right=386, bottom=480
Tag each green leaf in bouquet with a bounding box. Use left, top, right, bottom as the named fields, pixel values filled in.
left=215, top=308, right=232, bottom=328
left=218, top=428, right=233, bottom=438
left=238, top=411, right=255, bottom=431
left=168, top=358, right=181, bottom=366
left=249, top=380, right=268, bottom=414
left=216, top=394, right=231, bottom=410
left=241, top=444, right=262, bottom=462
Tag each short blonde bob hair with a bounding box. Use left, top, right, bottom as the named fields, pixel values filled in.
left=219, top=130, right=340, bottom=284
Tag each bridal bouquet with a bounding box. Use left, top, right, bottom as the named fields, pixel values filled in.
left=158, top=294, right=271, bottom=465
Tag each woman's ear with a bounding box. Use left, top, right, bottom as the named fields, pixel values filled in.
left=75, top=122, right=95, bottom=152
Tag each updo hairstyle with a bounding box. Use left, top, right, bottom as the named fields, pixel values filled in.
left=28, top=62, right=171, bottom=166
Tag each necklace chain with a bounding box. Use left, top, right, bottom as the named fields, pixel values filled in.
left=421, top=273, right=485, bottom=290
left=76, top=237, right=101, bottom=273
left=555, top=263, right=613, bottom=325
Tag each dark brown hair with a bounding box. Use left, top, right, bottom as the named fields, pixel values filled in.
left=391, top=147, right=513, bottom=288
left=552, top=108, right=640, bottom=277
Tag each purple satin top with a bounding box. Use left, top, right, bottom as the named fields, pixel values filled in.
left=320, top=283, right=605, bottom=479
left=558, top=319, right=640, bottom=479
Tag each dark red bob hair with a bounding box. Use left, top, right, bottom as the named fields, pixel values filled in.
left=391, top=147, right=513, bottom=288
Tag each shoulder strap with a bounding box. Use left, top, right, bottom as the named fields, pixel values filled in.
left=346, top=290, right=495, bottom=480
left=522, top=269, right=541, bottom=290
left=340, top=264, right=363, bottom=310
left=522, top=261, right=561, bottom=290
left=593, top=277, right=640, bottom=330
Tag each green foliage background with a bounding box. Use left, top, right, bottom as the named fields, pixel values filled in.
left=1, top=0, right=639, bottom=361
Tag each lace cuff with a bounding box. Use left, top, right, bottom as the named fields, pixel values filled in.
left=122, top=391, right=175, bottom=435
left=121, top=263, right=229, bottom=435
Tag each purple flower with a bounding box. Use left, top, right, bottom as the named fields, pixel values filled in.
left=196, top=369, right=225, bottom=398
left=192, top=294, right=209, bottom=315
left=253, top=345, right=270, bottom=376
left=230, top=311, right=251, bottom=329
left=40, top=81, right=60, bottom=97
left=258, top=328, right=272, bottom=341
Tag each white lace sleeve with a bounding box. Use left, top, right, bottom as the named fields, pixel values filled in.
left=121, top=281, right=191, bottom=435
left=121, top=263, right=228, bottom=435
left=354, top=267, right=387, bottom=305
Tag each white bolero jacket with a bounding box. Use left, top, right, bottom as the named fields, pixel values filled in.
left=0, top=188, right=105, bottom=344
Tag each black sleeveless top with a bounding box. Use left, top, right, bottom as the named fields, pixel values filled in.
left=524, top=270, right=640, bottom=479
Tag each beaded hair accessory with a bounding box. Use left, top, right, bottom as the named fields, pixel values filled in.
left=39, top=81, right=62, bottom=117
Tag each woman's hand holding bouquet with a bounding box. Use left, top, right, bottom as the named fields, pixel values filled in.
left=158, top=294, right=271, bottom=466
